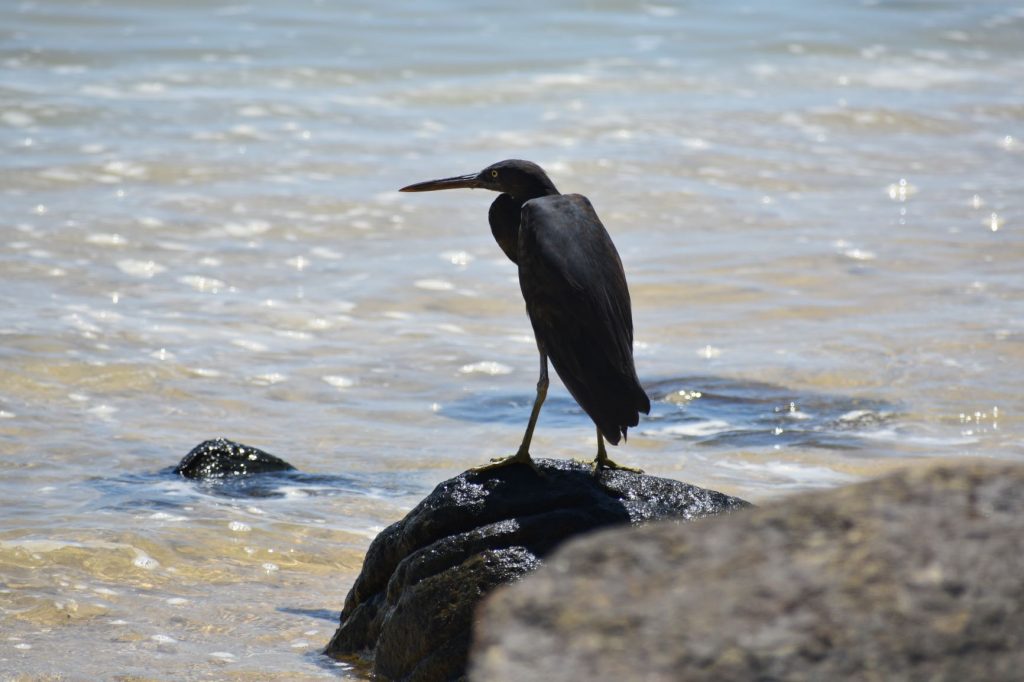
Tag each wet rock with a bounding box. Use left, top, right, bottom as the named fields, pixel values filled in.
left=324, top=457, right=749, bottom=682
left=174, top=438, right=296, bottom=479
left=471, top=462, right=1024, bottom=682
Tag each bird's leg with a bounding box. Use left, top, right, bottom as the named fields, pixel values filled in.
left=517, top=355, right=549, bottom=456
left=470, top=353, right=548, bottom=473
left=592, top=428, right=643, bottom=474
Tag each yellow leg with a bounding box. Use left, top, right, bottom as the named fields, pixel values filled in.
left=592, top=427, right=643, bottom=474
left=471, top=353, right=548, bottom=474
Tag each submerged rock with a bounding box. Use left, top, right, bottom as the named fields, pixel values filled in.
left=471, top=462, right=1024, bottom=682
left=174, top=438, right=296, bottom=479
left=324, top=458, right=749, bottom=682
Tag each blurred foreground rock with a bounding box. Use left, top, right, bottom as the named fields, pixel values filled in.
left=324, top=458, right=749, bottom=681
left=472, top=462, right=1024, bottom=682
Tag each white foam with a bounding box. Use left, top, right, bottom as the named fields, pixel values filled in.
left=87, top=233, right=128, bottom=246
left=117, top=259, right=166, bottom=278
left=178, top=275, right=225, bottom=293
left=250, top=373, right=287, bottom=386
left=223, top=220, right=271, bottom=237
left=718, top=458, right=855, bottom=487
left=103, top=160, right=147, bottom=178
left=310, top=246, right=343, bottom=259
left=459, top=361, right=513, bottom=376
left=2, top=111, right=35, bottom=127
left=441, top=250, right=473, bottom=266
left=323, top=375, right=355, bottom=389
left=132, top=551, right=159, bottom=570
left=860, top=64, right=970, bottom=90
left=656, top=419, right=732, bottom=438
left=414, top=278, right=454, bottom=291
left=87, top=404, right=118, bottom=421
left=148, top=512, right=186, bottom=522
left=231, top=339, right=268, bottom=352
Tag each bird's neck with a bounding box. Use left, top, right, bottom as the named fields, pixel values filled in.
left=514, top=176, right=560, bottom=202
left=491, top=176, right=559, bottom=264
left=489, top=194, right=525, bottom=264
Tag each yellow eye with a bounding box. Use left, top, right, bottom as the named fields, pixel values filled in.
left=490, top=170, right=499, bottom=178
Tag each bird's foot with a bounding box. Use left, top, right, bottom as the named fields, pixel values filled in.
left=470, top=449, right=539, bottom=474
left=592, top=454, right=643, bottom=475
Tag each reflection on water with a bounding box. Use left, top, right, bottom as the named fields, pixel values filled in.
left=1, top=0, right=1022, bottom=678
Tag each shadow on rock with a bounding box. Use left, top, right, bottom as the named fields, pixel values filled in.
left=324, top=458, right=749, bottom=682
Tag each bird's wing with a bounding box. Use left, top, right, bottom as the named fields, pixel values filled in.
left=517, top=194, right=649, bottom=441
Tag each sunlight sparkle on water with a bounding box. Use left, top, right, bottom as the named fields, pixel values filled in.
left=886, top=178, right=916, bottom=201
left=698, top=345, right=722, bottom=359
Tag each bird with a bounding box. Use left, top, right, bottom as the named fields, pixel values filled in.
left=400, top=159, right=650, bottom=473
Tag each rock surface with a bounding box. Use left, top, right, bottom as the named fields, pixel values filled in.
left=174, top=438, right=296, bottom=479
left=471, top=462, right=1024, bottom=682
left=324, top=458, right=750, bottom=682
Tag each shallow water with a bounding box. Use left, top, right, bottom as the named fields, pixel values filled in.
left=1, top=0, right=1022, bottom=678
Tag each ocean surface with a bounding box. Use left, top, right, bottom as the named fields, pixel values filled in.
left=1, top=0, right=1021, bottom=678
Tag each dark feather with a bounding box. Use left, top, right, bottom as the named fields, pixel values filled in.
left=516, top=194, right=650, bottom=444
left=488, top=193, right=521, bottom=264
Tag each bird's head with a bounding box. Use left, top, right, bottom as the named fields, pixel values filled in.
left=400, top=159, right=559, bottom=201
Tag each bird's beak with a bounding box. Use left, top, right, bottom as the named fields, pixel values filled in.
left=399, top=173, right=481, bottom=192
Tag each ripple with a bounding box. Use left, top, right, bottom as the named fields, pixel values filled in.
left=641, top=376, right=900, bottom=451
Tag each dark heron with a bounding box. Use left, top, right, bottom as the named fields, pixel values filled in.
left=400, top=159, right=650, bottom=472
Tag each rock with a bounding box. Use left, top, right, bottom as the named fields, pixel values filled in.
left=324, top=458, right=749, bottom=681
left=174, top=438, right=296, bottom=479
left=471, top=462, right=1024, bottom=682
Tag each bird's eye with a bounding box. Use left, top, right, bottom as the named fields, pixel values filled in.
left=490, top=170, right=499, bottom=178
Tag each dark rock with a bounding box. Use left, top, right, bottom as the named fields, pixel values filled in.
left=174, top=438, right=296, bottom=479
left=324, top=457, right=749, bottom=681
left=471, top=462, right=1024, bottom=682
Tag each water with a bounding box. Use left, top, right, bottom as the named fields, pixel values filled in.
left=1, top=0, right=1021, bottom=677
